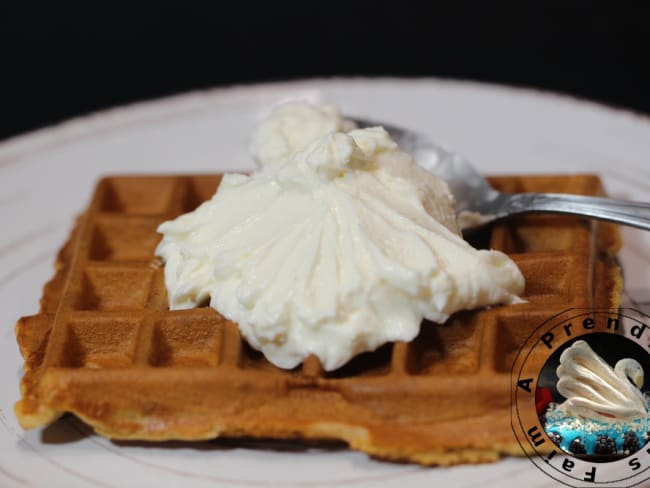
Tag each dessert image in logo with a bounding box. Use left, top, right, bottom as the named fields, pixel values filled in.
left=536, top=334, right=650, bottom=461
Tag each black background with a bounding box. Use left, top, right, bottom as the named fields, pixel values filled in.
left=2, top=2, right=650, bottom=142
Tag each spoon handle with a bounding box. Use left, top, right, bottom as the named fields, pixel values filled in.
left=492, top=192, right=650, bottom=230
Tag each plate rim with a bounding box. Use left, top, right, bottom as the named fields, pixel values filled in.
left=2, top=76, right=650, bottom=167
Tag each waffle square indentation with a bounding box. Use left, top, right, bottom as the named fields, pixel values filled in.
left=513, top=255, right=573, bottom=301
left=100, top=177, right=177, bottom=215
left=164, top=176, right=222, bottom=217
left=493, top=313, right=548, bottom=373
left=494, top=216, right=588, bottom=253
left=90, top=216, right=163, bottom=261
left=406, top=313, right=482, bottom=375
left=62, top=316, right=140, bottom=368
left=76, top=267, right=154, bottom=310
left=150, top=311, right=223, bottom=367
left=238, top=341, right=298, bottom=374
left=326, top=343, right=393, bottom=378
left=187, top=176, right=221, bottom=204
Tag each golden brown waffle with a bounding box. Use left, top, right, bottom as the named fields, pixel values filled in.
left=15, top=174, right=622, bottom=466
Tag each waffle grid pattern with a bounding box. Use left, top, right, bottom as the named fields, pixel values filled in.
left=15, top=174, right=622, bottom=465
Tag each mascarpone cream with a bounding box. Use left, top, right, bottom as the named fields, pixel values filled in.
left=156, top=105, right=524, bottom=371
left=249, top=101, right=356, bottom=168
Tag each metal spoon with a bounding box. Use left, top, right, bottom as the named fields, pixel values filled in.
left=351, top=117, right=650, bottom=230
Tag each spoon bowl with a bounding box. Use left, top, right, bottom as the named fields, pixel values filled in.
left=351, top=117, right=650, bottom=231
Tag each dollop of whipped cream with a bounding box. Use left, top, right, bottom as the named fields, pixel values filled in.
left=556, top=340, right=648, bottom=421
left=249, top=101, right=356, bottom=167
left=156, top=102, right=524, bottom=371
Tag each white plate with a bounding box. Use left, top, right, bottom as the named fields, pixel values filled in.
left=2, top=78, right=650, bottom=488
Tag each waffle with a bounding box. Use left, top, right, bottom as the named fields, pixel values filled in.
left=14, top=174, right=622, bottom=465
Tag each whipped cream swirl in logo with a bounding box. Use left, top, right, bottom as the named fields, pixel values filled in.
left=556, top=340, right=648, bottom=421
